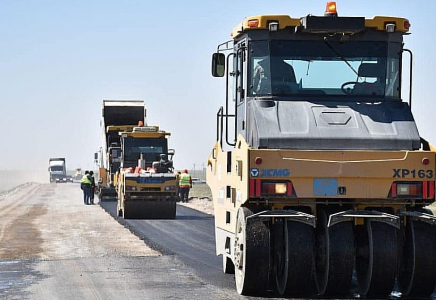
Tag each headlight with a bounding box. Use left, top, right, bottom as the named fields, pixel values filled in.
left=125, top=186, right=137, bottom=191
left=165, top=186, right=176, bottom=191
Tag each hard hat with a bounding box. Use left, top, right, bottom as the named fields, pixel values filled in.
left=183, top=169, right=188, bottom=173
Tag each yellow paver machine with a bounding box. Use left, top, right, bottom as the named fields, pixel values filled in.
left=207, top=2, right=436, bottom=297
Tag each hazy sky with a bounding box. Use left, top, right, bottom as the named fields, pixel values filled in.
left=1, top=0, right=436, bottom=171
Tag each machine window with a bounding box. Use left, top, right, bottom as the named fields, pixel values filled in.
left=50, top=166, right=64, bottom=172
left=249, top=40, right=401, bottom=98
left=123, top=138, right=167, bottom=162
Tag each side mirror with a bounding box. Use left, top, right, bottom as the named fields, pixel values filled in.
left=212, top=53, right=225, bottom=77
left=168, top=149, right=175, bottom=159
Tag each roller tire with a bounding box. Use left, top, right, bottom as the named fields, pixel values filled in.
left=275, top=219, right=314, bottom=296
left=123, top=201, right=176, bottom=219
left=356, top=220, right=397, bottom=296
left=399, top=219, right=436, bottom=297
left=234, top=207, right=270, bottom=295
left=315, top=207, right=354, bottom=296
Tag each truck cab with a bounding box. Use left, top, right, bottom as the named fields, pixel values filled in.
left=49, top=158, right=67, bottom=183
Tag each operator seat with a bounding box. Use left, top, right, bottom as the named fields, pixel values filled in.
left=254, top=58, right=297, bottom=95
left=353, top=63, right=385, bottom=96
left=270, top=58, right=296, bottom=84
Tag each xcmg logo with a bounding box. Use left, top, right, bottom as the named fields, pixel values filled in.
left=251, top=168, right=291, bottom=177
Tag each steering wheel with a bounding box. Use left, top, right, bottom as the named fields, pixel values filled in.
left=341, top=81, right=358, bottom=95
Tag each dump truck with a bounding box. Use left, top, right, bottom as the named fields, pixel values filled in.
left=207, top=2, right=436, bottom=297
left=96, top=100, right=146, bottom=200
left=114, top=124, right=177, bottom=219
left=48, top=158, right=67, bottom=183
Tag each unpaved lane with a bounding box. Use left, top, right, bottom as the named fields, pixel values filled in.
left=0, top=183, right=157, bottom=261
left=0, top=183, right=237, bottom=300
left=36, top=183, right=157, bottom=259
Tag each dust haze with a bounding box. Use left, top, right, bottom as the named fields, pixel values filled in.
left=0, top=171, right=48, bottom=193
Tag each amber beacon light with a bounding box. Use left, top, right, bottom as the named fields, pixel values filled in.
left=325, top=1, right=338, bottom=16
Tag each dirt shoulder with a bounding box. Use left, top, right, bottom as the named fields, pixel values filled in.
left=0, top=183, right=158, bottom=261
left=178, top=184, right=215, bottom=215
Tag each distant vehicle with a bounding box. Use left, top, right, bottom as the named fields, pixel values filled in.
left=57, top=176, right=73, bottom=183
left=95, top=100, right=146, bottom=200
left=48, top=158, right=67, bottom=183
left=114, top=122, right=177, bottom=219
left=192, top=178, right=206, bottom=185
left=74, top=168, right=83, bottom=180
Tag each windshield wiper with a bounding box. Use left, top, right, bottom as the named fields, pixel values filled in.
left=323, top=37, right=359, bottom=77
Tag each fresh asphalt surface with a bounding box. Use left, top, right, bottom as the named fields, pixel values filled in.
left=100, top=200, right=236, bottom=291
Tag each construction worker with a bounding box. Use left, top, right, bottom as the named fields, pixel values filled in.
left=179, top=169, right=192, bottom=203
left=252, top=57, right=297, bottom=95
left=89, top=170, right=96, bottom=205
left=80, top=170, right=92, bottom=205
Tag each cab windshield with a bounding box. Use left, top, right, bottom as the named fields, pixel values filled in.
left=50, top=166, right=64, bottom=172
left=123, top=138, right=168, bottom=163
left=249, top=40, right=401, bottom=98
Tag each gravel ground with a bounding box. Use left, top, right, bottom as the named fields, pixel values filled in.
left=0, top=183, right=238, bottom=300
left=177, top=183, right=215, bottom=215
left=0, top=183, right=158, bottom=261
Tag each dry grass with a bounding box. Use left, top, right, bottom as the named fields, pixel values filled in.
left=189, top=184, right=212, bottom=199
left=178, top=184, right=214, bottom=215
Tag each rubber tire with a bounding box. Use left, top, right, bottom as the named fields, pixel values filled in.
left=399, top=218, right=436, bottom=297
left=356, top=220, right=397, bottom=296
left=234, top=207, right=270, bottom=296
left=275, top=219, right=314, bottom=296
left=315, top=207, right=354, bottom=296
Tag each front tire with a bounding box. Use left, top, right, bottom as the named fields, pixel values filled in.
left=234, top=207, right=270, bottom=295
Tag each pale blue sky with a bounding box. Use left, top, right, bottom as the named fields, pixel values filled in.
left=1, top=0, right=436, bottom=171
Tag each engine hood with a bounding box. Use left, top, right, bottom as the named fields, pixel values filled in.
left=246, top=100, right=421, bottom=150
